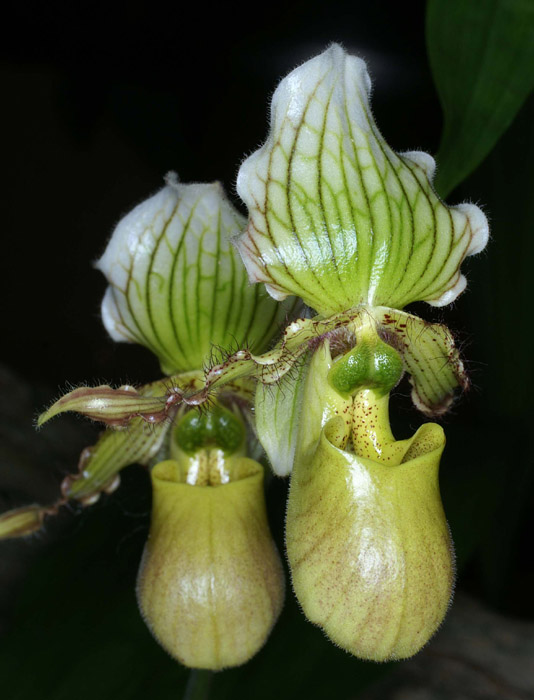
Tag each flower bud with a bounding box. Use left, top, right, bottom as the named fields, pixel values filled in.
left=137, top=457, right=284, bottom=669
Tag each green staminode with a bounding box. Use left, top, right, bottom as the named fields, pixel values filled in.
left=329, top=334, right=404, bottom=398
left=174, top=404, right=245, bottom=456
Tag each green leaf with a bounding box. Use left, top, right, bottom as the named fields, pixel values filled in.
left=236, top=44, right=488, bottom=315
left=427, top=0, right=534, bottom=197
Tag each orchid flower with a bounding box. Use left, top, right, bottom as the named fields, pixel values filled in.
left=1, top=44, right=488, bottom=667
left=1, top=176, right=294, bottom=670
left=171, top=44, right=487, bottom=660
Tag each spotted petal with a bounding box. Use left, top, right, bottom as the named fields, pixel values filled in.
left=375, top=307, right=468, bottom=415
left=97, top=175, right=297, bottom=375
left=237, top=44, right=488, bottom=315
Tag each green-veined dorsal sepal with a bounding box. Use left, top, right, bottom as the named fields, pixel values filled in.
left=236, top=44, right=488, bottom=315
left=97, top=174, right=297, bottom=375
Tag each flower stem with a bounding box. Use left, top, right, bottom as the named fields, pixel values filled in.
left=183, top=670, right=213, bottom=700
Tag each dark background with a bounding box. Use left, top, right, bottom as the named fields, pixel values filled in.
left=2, top=0, right=444, bottom=388
left=1, top=1, right=533, bottom=698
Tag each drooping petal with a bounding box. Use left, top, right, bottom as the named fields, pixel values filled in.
left=184, top=309, right=358, bottom=405
left=236, top=44, right=488, bottom=315
left=185, top=305, right=466, bottom=421
left=97, top=175, right=297, bottom=375
left=376, top=307, right=468, bottom=415
left=137, top=457, right=285, bottom=670
left=42, top=376, right=195, bottom=502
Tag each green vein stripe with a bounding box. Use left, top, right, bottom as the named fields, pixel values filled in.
left=146, top=199, right=183, bottom=370
left=66, top=419, right=170, bottom=499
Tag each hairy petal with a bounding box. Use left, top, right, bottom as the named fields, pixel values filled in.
left=37, top=385, right=171, bottom=427
left=376, top=307, right=468, bottom=415
left=184, top=310, right=360, bottom=405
